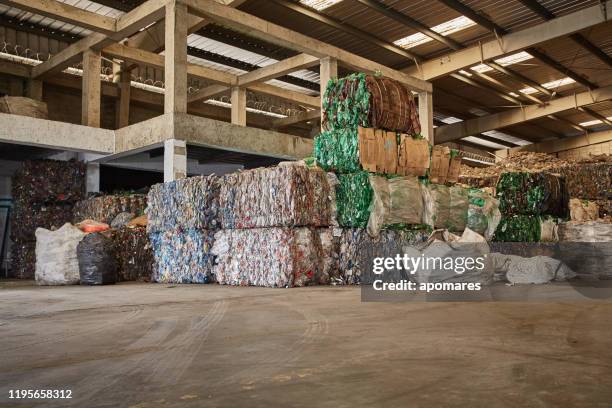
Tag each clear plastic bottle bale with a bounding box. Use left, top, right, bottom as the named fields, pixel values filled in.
left=367, top=175, right=424, bottom=237
left=423, top=184, right=469, bottom=232
left=77, top=232, right=118, bottom=285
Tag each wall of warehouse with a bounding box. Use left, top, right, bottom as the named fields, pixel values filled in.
left=0, top=160, right=20, bottom=277
left=557, top=140, right=612, bottom=160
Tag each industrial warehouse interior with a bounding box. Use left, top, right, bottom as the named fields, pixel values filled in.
left=0, top=0, right=611, bottom=406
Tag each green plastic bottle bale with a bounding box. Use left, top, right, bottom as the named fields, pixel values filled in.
left=337, top=172, right=373, bottom=228
left=314, top=128, right=361, bottom=173
left=321, top=73, right=421, bottom=134
left=494, top=215, right=542, bottom=242
left=496, top=172, right=568, bottom=217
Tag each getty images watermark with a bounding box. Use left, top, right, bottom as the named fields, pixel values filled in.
left=372, top=254, right=487, bottom=292
left=360, top=242, right=612, bottom=302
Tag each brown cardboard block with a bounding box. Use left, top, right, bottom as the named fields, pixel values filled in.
left=358, top=127, right=378, bottom=172
left=382, top=131, right=398, bottom=174
left=398, top=135, right=430, bottom=177
left=430, top=146, right=450, bottom=184
left=375, top=129, right=385, bottom=173
left=447, top=156, right=462, bottom=183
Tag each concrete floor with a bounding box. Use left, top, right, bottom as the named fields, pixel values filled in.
left=1, top=282, right=612, bottom=408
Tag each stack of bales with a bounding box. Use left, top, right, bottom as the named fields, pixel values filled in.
left=73, top=193, right=152, bottom=282
left=146, top=176, right=220, bottom=283
left=10, top=160, right=85, bottom=279
left=212, top=162, right=336, bottom=287
left=561, top=159, right=611, bottom=219
left=313, top=73, right=446, bottom=283
left=314, top=73, right=427, bottom=231
left=494, top=172, right=568, bottom=242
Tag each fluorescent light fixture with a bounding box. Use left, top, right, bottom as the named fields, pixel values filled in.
left=394, top=16, right=476, bottom=49
left=509, top=92, right=520, bottom=97
left=496, top=51, right=533, bottom=66
left=579, top=116, right=612, bottom=127
left=440, top=116, right=463, bottom=124
left=520, top=77, right=575, bottom=95
left=463, top=136, right=508, bottom=150
left=470, top=51, right=533, bottom=73
left=469, top=108, right=489, bottom=117
left=459, top=70, right=472, bottom=76
left=299, top=0, right=343, bottom=11
left=470, top=64, right=491, bottom=73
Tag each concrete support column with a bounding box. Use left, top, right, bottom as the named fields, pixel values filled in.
left=418, top=91, right=434, bottom=144
left=86, top=162, right=100, bottom=193
left=26, top=79, right=43, bottom=101
left=231, top=86, right=246, bottom=126
left=164, top=1, right=188, bottom=114
left=164, top=139, right=187, bottom=182
left=82, top=49, right=102, bottom=127
left=319, top=57, right=337, bottom=131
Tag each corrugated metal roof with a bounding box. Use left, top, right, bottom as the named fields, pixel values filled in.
left=1, top=0, right=610, bottom=140
left=0, top=0, right=124, bottom=37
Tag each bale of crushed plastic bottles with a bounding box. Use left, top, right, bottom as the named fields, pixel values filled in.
left=219, top=162, right=335, bottom=229
left=149, top=229, right=216, bottom=284
left=146, top=175, right=221, bottom=233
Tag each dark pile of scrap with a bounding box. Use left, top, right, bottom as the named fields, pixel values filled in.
left=10, top=160, right=86, bottom=278
left=73, top=194, right=147, bottom=225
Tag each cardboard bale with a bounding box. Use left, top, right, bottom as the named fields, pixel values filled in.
left=561, top=163, right=611, bottom=200
left=397, top=134, right=430, bottom=177
left=569, top=198, right=600, bottom=222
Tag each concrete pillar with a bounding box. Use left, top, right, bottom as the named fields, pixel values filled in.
left=319, top=57, right=337, bottom=131
left=86, top=162, right=100, bottom=193
left=164, top=139, right=187, bottom=182
left=26, top=79, right=43, bottom=101
left=418, top=91, right=434, bottom=144
left=82, top=49, right=102, bottom=127
left=164, top=1, right=188, bottom=114
left=231, top=86, right=246, bottom=126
